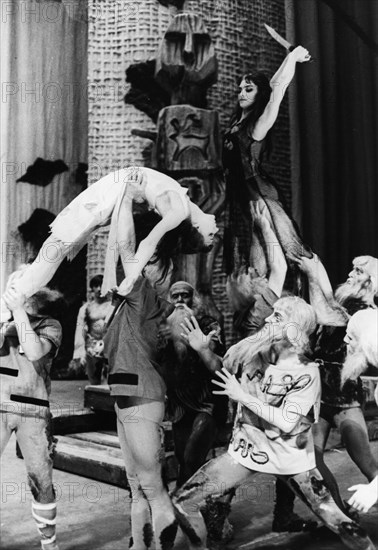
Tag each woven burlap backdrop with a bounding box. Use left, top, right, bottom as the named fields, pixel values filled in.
left=87, top=0, right=289, bottom=341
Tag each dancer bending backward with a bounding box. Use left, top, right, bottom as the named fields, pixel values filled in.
left=0, top=167, right=218, bottom=319
left=223, top=45, right=312, bottom=280
left=173, top=297, right=375, bottom=550
left=1, top=287, right=64, bottom=550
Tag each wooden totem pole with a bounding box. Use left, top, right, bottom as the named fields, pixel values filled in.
left=135, top=13, right=225, bottom=322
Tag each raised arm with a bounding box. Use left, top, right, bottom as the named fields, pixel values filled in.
left=253, top=46, right=310, bottom=141
left=117, top=194, right=187, bottom=296
left=3, top=288, right=53, bottom=361
left=180, top=315, right=223, bottom=373
left=296, top=255, right=349, bottom=326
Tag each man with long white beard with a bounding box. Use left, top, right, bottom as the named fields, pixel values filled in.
left=342, top=309, right=378, bottom=514
left=172, top=296, right=375, bottom=550
left=159, top=281, right=227, bottom=487
left=297, top=254, right=378, bottom=515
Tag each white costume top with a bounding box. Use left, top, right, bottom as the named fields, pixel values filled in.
left=50, top=168, right=189, bottom=245
left=49, top=168, right=190, bottom=291
left=228, top=358, right=321, bottom=475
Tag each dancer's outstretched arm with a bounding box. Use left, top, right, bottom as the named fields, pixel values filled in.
left=253, top=46, right=311, bottom=140
left=117, top=208, right=185, bottom=296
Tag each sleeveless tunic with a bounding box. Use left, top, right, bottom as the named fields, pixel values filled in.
left=222, top=118, right=312, bottom=277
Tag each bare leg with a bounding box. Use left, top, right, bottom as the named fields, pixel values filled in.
left=17, top=412, right=59, bottom=550
left=337, top=408, right=378, bottom=482
left=12, top=236, right=68, bottom=299
left=249, top=201, right=268, bottom=277
left=312, top=416, right=345, bottom=509
left=116, top=398, right=178, bottom=550
left=0, top=415, right=12, bottom=455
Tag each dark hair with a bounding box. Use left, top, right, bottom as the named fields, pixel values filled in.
left=198, top=315, right=219, bottom=334
left=231, top=71, right=273, bottom=155
left=90, top=274, right=103, bottom=289
left=134, top=211, right=210, bottom=282
left=28, top=288, right=66, bottom=321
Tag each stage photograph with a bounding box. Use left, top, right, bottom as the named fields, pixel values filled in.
left=1, top=1, right=377, bottom=549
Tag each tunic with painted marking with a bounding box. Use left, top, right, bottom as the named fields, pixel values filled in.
left=103, top=277, right=174, bottom=401
left=0, top=316, right=62, bottom=413
left=228, top=357, right=321, bottom=475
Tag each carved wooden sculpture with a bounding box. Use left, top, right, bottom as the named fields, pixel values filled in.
left=155, top=13, right=217, bottom=107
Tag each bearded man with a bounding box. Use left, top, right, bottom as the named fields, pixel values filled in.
left=297, top=254, right=378, bottom=515
left=342, top=309, right=378, bottom=515
left=172, top=296, right=375, bottom=550
left=158, top=281, right=227, bottom=487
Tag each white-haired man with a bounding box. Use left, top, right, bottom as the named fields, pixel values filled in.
left=342, top=309, right=378, bottom=514
left=297, top=254, right=378, bottom=515
left=172, top=296, right=375, bottom=550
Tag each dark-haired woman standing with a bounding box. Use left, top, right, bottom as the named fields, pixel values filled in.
left=223, top=46, right=312, bottom=280
left=223, top=46, right=318, bottom=534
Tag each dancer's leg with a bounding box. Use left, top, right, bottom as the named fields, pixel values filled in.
left=181, top=412, right=218, bottom=485
left=12, top=236, right=69, bottom=299
left=172, top=412, right=196, bottom=488
left=173, top=452, right=255, bottom=549
left=272, top=477, right=317, bottom=532
left=0, top=414, right=12, bottom=455
left=283, top=468, right=375, bottom=550
left=116, top=405, right=152, bottom=549
left=337, top=407, right=378, bottom=481
left=17, top=412, right=59, bottom=550
left=264, top=198, right=312, bottom=261
left=313, top=413, right=345, bottom=508
left=116, top=398, right=177, bottom=550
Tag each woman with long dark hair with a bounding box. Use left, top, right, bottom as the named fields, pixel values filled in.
left=223, top=46, right=313, bottom=283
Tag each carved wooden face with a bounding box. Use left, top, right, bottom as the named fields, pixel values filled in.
left=156, top=13, right=217, bottom=88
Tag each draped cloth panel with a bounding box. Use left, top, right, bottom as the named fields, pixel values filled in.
left=0, top=1, right=87, bottom=292
left=286, top=0, right=378, bottom=285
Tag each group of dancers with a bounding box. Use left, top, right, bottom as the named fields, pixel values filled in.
left=1, top=45, right=377, bottom=550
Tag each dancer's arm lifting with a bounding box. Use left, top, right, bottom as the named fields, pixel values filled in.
left=253, top=46, right=311, bottom=141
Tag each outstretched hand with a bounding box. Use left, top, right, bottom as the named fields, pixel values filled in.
left=180, top=315, right=216, bottom=353
left=291, top=45, right=311, bottom=63
left=348, top=482, right=378, bottom=514
left=294, top=253, right=320, bottom=277
left=251, top=200, right=271, bottom=232
left=212, top=368, right=246, bottom=403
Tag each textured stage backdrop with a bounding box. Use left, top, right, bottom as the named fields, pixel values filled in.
left=1, top=2, right=88, bottom=289
left=87, top=0, right=291, bottom=340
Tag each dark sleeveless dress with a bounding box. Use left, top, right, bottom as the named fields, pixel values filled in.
left=222, top=117, right=312, bottom=277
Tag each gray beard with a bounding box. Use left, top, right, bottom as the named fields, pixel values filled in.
left=166, top=306, right=193, bottom=361
left=341, top=352, right=368, bottom=387
left=242, top=323, right=292, bottom=373
left=335, top=281, right=369, bottom=306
